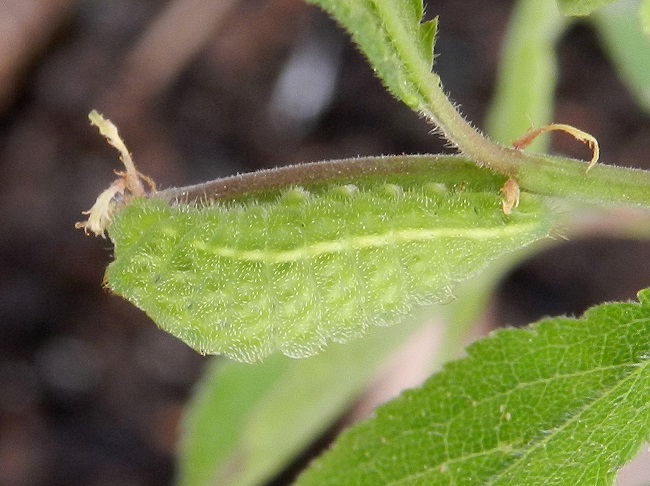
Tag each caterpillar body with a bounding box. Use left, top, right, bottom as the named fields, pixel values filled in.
left=106, top=169, right=551, bottom=363
left=80, top=112, right=553, bottom=363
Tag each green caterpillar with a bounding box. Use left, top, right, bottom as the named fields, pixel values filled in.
left=79, top=112, right=553, bottom=363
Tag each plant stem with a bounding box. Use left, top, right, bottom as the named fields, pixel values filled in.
left=515, top=152, right=650, bottom=208
left=416, top=60, right=650, bottom=211
left=418, top=85, right=517, bottom=171
left=307, top=0, right=650, bottom=215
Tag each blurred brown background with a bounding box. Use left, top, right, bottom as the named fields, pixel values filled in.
left=1, top=1, right=649, bottom=485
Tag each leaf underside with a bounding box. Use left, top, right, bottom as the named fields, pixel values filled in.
left=485, top=0, right=566, bottom=150
left=296, top=289, right=650, bottom=485
left=642, top=0, right=650, bottom=36
left=305, top=0, right=439, bottom=114
left=592, top=2, right=650, bottom=114
left=177, top=312, right=429, bottom=486
left=556, top=0, right=618, bottom=16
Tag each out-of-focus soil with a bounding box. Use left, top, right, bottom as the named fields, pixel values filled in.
left=0, top=1, right=649, bottom=485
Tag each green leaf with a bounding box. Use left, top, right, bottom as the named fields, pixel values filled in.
left=296, top=290, right=650, bottom=485
left=592, top=1, right=650, bottom=113
left=556, top=0, right=618, bottom=15
left=176, top=356, right=286, bottom=486
left=105, top=156, right=554, bottom=362
left=177, top=310, right=432, bottom=486
left=304, top=0, right=438, bottom=114
left=302, top=0, right=482, bottom=153
left=439, top=237, right=555, bottom=364
left=486, top=0, right=568, bottom=151
left=642, top=0, right=650, bottom=35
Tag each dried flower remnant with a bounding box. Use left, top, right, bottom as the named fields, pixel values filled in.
left=75, top=111, right=155, bottom=237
